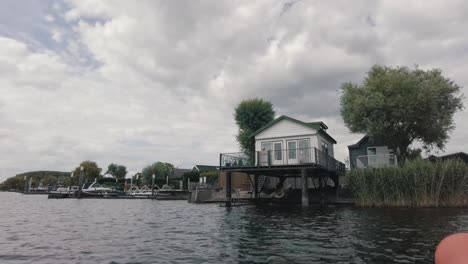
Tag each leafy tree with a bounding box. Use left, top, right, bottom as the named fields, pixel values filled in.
left=0, top=171, right=71, bottom=190
left=105, top=163, right=127, bottom=180
left=200, top=170, right=219, bottom=184
left=340, top=65, right=464, bottom=161
left=41, top=175, right=58, bottom=188
left=72, top=160, right=102, bottom=183
left=141, top=162, right=174, bottom=185
left=234, top=98, right=275, bottom=158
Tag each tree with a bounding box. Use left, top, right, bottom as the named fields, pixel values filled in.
left=72, top=160, right=102, bottom=183
left=234, top=98, right=275, bottom=158
left=340, top=65, right=464, bottom=161
left=105, top=163, right=127, bottom=180
left=141, top=162, right=174, bottom=185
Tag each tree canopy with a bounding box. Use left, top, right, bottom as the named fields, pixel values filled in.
left=0, top=171, right=70, bottom=191
left=340, top=65, right=464, bottom=160
left=234, top=98, right=275, bottom=158
left=141, top=161, right=174, bottom=185
left=72, top=160, right=102, bottom=183
left=105, top=163, right=127, bottom=180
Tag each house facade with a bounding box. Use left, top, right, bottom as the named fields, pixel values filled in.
left=252, top=115, right=337, bottom=166
left=348, top=135, right=397, bottom=169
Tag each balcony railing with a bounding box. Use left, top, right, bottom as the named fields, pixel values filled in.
left=356, top=154, right=398, bottom=168
left=220, top=147, right=345, bottom=173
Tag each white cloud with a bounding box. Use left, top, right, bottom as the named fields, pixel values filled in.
left=0, top=0, right=467, bottom=181
left=44, top=14, right=55, bottom=22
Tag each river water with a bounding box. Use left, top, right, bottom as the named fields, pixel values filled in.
left=0, top=192, right=467, bottom=264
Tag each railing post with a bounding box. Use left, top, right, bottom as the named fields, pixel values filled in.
left=314, top=148, right=318, bottom=165
left=256, top=151, right=259, bottom=167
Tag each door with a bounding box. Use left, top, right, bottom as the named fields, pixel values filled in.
left=260, top=142, right=272, bottom=166
left=287, top=140, right=298, bottom=165
left=272, top=142, right=283, bottom=165
left=298, top=139, right=311, bottom=163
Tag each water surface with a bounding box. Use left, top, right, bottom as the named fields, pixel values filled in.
left=0, top=192, right=467, bottom=263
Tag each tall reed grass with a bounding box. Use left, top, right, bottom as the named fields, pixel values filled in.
left=347, top=159, right=468, bottom=207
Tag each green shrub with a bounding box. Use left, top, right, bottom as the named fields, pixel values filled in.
left=347, top=159, right=468, bottom=207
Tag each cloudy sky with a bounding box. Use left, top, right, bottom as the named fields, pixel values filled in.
left=0, top=0, right=467, bottom=181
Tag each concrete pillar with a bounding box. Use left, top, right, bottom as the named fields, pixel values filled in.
left=253, top=174, right=259, bottom=198
left=226, top=171, right=232, bottom=207
left=301, top=169, right=309, bottom=207
left=319, top=175, right=324, bottom=205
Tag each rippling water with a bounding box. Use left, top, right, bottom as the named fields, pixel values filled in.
left=0, top=192, right=467, bottom=263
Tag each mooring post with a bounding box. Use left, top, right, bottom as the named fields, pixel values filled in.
left=151, top=174, right=155, bottom=200
left=226, top=171, right=232, bottom=207
left=253, top=174, right=259, bottom=198
left=301, top=169, right=309, bottom=207
left=78, top=166, right=84, bottom=198
left=23, top=176, right=27, bottom=194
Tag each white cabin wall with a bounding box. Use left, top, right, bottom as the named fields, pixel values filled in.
left=316, top=133, right=335, bottom=158
left=255, top=119, right=316, bottom=140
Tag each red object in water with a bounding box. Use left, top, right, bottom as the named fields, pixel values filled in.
left=435, top=233, right=468, bottom=264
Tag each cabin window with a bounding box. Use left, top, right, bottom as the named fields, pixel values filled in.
left=261, top=142, right=272, bottom=151
left=288, top=141, right=297, bottom=159
left=298, top=139, right=311, bottom=163
left=368, top=147, right=376, bottom=155
left=274, top=142, right=282, bottom=160
left=321, top=141, right=329, bottom=155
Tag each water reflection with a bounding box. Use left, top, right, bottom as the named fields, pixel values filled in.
left=0, top=192, right=466, bottom=264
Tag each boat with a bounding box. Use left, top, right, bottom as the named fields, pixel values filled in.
left=81, top=181, right=120, bottom=197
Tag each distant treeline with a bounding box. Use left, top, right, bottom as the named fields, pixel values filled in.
left=0, top=171, right=71, bottom=191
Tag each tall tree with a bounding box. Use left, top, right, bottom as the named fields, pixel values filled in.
left=141, top=162, right=174, bottom=185
left=72, top=160, right=102, bottom=183
left=234, top=98, right=275, bottom=158
left=105, top=163, right=127, bottom=180
left=340, top=65, right=464, bottom=161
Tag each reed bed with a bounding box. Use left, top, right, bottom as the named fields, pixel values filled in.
left=347, top=159, right=468, bottom=207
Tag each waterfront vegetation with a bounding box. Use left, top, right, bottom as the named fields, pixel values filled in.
left=347, top=159, right=468, bottom=207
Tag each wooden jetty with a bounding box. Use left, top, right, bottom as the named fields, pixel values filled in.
left=48, top=190, right=189, bottom=200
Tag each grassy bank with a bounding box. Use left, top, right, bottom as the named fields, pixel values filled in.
left=347, top=159, right=468, bottom=207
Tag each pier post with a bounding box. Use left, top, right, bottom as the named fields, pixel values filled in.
left=151, top=174, right=155, bottom=200
left=78, top=166, right=84, bottom=198
left=226, top=171, right=232, bottom=207
left=23, top=176, right=27, bottom=194
left=253, top=174, right=259, bottom=198
left=301, top=169, right=309, bottom=207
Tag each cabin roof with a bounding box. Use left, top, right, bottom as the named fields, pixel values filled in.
left=347, top=135, right=369, bottom=149
left=250, top=115, right=337, bottom=144
left=193, top=165, right=219, bottom=172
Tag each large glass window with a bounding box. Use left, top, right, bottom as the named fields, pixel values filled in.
left=273, top=142, right=282, bottom=161
left=298, top=139, right=310, bottom=163
left=288, top=141, right=297, bottom=159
